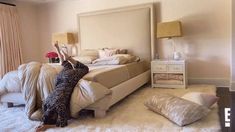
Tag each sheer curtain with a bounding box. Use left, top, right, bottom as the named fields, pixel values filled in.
left=0, top=4, right=23, bottom=79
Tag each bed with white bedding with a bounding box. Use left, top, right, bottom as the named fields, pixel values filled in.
left=0, top=61, right=150, bottom=118
left=0, top=4, right=155, bottom=118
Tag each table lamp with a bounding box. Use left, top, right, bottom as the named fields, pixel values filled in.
left=157, top=21, right=183, bottom=60
left=52, top=32, right=75, bottom=54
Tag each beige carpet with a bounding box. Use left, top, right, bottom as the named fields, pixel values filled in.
left=0, top=85, right=221, bottom=132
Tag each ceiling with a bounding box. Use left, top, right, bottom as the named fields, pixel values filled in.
left=14, top=0, right=61, bottom=3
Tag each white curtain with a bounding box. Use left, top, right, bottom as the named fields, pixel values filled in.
left=0, top=4, right=23, bottom=79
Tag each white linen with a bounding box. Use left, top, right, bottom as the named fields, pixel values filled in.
left=70, top=79, right=111, bottom=117
left=0, top=70, right=21, bottom=95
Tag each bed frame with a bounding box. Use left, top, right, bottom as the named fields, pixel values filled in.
left=77, top=3, right=155, bottom=117
left=0, top=3, right=156, bottom=118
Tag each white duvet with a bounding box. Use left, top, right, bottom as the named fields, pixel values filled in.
left=0, top=62, right=111, bottom=119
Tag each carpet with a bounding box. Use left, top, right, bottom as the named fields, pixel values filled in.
left=0, top=85, right=221, bottom=132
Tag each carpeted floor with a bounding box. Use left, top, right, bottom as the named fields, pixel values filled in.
left=0, top=85, right=220, bottom=132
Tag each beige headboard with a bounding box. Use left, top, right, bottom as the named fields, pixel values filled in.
left=77, top=4, right=155, bottom=62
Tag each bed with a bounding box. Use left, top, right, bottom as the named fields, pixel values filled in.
left=0, top=4, right=155, bottom=118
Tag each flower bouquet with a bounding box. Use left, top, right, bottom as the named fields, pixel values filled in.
left=45, top=52, right=60, bottom=63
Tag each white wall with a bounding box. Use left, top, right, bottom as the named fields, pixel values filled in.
left=37, top=0, right=231, bottom=86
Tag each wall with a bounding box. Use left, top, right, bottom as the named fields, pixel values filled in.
left=231, top=0, right=235, bottom=91
left=37, top=0, right=231, bottom=86
left=15, top=1, right=41, bottom=62
left=0, top=0, right=41, bottom=63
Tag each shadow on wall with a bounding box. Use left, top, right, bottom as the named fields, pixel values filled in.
left=153, top=2, right=162, bottom=59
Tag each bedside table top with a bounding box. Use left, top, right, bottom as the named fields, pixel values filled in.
left=152, top=59, right=185, bottom=62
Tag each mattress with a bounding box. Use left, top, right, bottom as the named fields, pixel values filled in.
left=84, top=61, right=149, bottom=88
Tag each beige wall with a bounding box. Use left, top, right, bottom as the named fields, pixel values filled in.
left=231, top=0, right=235, bottom=90
left=16, top=1, right=41, bottom=63
left=37, top=0, right=231, bottom=86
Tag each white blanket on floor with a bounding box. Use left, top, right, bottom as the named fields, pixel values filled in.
left=0, top=62, right=111, bottom=119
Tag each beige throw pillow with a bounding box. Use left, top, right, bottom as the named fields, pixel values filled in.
left=79, top=49, right=99, bottom=58
left=145, top=93, right=210, bottom=126
left=74, top=49, right=99, bottom=64
left=181, top=92, right=219, bottom=108
left=92, top=54, right=140, bottom=65
left=73, top=56, right=97, bottom=64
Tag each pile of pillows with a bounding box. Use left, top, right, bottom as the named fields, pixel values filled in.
left=73, top=48, right=140, bottom=65
left=144, top=92, right=219, bottom=126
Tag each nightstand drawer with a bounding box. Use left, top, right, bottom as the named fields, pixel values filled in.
left=168, top=64, right=183, bottom=72
left=152, top=64, right=167, bottom=72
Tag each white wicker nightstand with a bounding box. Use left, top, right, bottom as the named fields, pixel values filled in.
left=151, top=59, right=187, bottom=88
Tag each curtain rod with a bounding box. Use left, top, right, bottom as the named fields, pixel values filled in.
left=0, top=2, right=16, bottom=6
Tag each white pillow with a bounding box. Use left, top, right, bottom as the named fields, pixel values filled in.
left=79, top=49, right=99, bottom=58
left=181, top=92, right=219, bottom=108
left=98, top=49, right=118, bottom=58
left=73, top=56, right=97, bottom=64
left=92, top=54, right=140, bottom=65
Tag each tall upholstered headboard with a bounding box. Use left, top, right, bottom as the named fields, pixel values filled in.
left=77, top=4, right=155, bottom=62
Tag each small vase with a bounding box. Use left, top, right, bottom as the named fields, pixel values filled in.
left=49, top=58, right=60, bottom=63
left=173, top=52, right=181, bottom=60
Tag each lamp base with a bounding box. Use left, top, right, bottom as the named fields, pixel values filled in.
left=173, top=52, right=181, bottom=60
left=61, top=45, right=68, bottom=54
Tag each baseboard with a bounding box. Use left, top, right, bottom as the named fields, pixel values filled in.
left=188, top=78, right=230, bottom=87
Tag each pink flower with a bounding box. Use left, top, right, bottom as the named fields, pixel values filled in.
left=45, top=52, right=58, bottom=58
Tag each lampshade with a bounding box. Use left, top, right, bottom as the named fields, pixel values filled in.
left=52, top=32, right=75, bottom=45
left=157, top=21, right=182, bottom=38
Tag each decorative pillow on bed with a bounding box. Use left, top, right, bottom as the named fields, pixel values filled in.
left=92, top=54, right=140, bottom=65
left=145, top=93, right=210, bottom=126
left=181, top=92, right=219, bottom=108
left=116, top=49, right=128, bottom=54
left=98, top=49, right=118, bottom=58
left=73, top=56, right=97, bottom=64
left=74, top=49, right=99, bottom=64
left=79, top=49, right=99, bottom=58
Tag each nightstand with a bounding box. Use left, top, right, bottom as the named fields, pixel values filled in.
left=151, top=59, right=187, bottom=88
